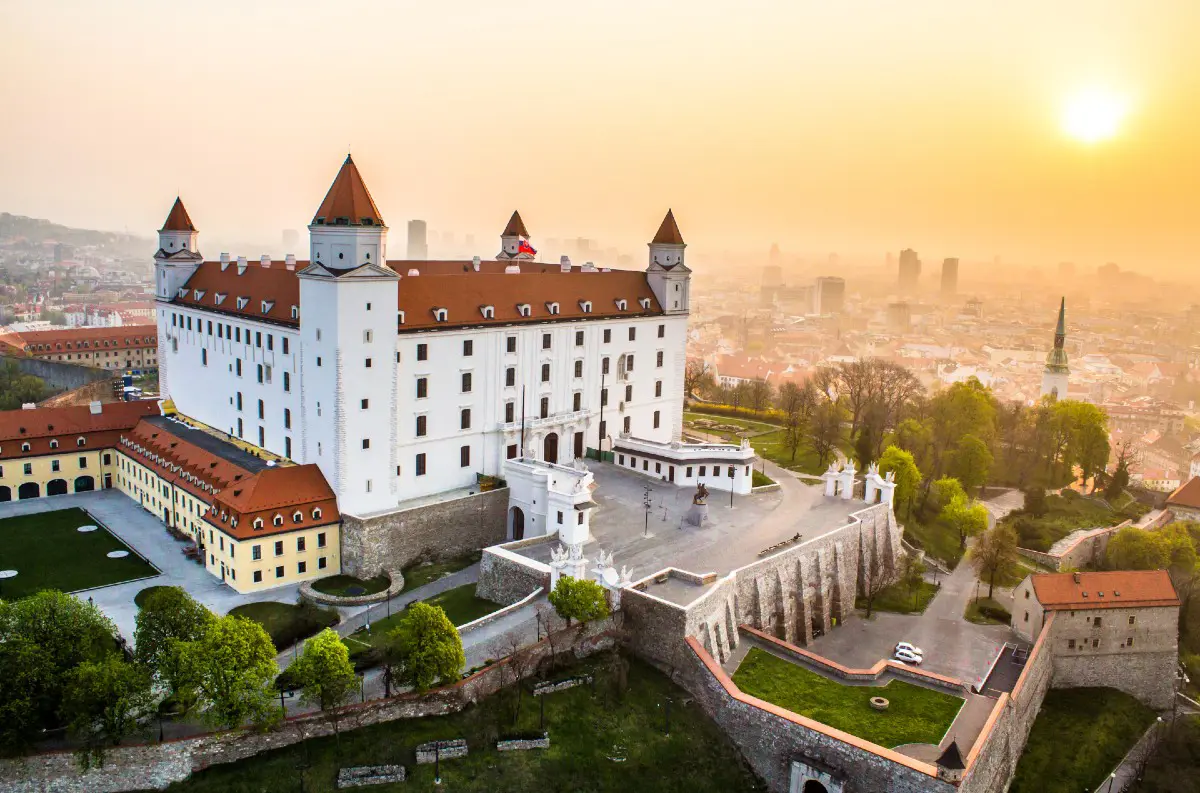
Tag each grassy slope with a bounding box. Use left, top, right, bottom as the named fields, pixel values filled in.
left=857, top=580, right=939, bottom=615
left=901, top=514, right=965, bottom=568
left=0, top=507, right=157, bottom=598
left=163, top=656, right=765, bottom=793
left=731, top=648, right=962, bottom=748
left=1010, top=687, right=1155, bottom=793
left=1001, top=492, right=1118, bottom=552
left=344, top=583, right=504, bottom=660
left=400, top=551, right=482, bottom=594
left=228, top=601, right=338, bottom=652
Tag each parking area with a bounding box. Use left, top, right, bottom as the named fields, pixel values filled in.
left=0, top=490, right=301, bottom=640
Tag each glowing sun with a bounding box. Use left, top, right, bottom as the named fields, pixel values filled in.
left=1061, top=88, right=1128, bottom=143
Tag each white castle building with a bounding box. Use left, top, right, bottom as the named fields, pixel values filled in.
left=155, top=155, right=698, bottom=519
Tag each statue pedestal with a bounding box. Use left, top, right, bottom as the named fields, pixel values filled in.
left=685, top=501, right=709, bottom=527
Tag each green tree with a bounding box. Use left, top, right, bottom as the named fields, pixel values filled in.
left=134, top=587, right=214, bottom=710
left=388, top=602, right=465, bottom=693
left=893, top=417, right=934, bottom=477
left=931, top=477, right=967, bottom=512
left=1023, top=486, right=1048, bottom=517
left=807, top=400, right=845, bottom=467
left=878, top=445, right=922, bottom=518
left=949, top=434, right=993, bottom=495
left=548, top=576, right=611, bottom=627
left=183, top=615, right=278, bottom=730
left=291, top=629, right=357, bottom=713
left=941, top=493, right=990, bottom=550
left=60, top=656, right=155, bottom=769
left=970, top=524, right=1019, bottom=598
left=1104, top=442, right=1133, bottom=501
left=0, top=591, right=118, bottom=753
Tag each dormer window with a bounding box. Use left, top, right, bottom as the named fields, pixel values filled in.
left=214, top=293, right=227, bottom=305
left=517, top=303, right=532, bottom=318
left=579, top=300, right=593, bottom=313
left=273, top=514, right=284, bottom=526
left=480, top=305, right=495, bottom=319
left=291, top=305, right=299, bottom=320
left=292, top=511, right=302, bottom=523
left=20, top=442, right=30, bottom=452
left=49, top=439, right=58, bottom=449
left=177, top=288, right=189, bottom=299
left=236, top=297, right=249, bottom=310
left=312, top=508, right=323, bottom=520
left=261, top=300, right=275, bottom=314
left=615, top=299, right=628, bottom=311
left=194, top=290, right=205, bottom=301
left=546, top=302, right=560, bottom=315
left=76, top=437, right=86, bottom=447
left=231, top=517, right=238, bottom=528
left=639, top=297, right=651, bottom=310
left=397, top=310, right=406, bottom=325
left=253, top=518, right=264, bottom=530
left=433, top=307, right=449, bottom=323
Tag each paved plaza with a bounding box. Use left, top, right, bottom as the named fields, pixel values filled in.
left=0, top=490, right=301, bottom=640
left=517, top=459, right=865, bottom=593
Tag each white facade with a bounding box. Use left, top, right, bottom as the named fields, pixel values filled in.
left=502, top=456, right=594, bottom=543
left=612, top=436, right=757, bottom=495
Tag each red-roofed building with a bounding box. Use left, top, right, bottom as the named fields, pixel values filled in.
left=0, top=326, right=157, bottom=370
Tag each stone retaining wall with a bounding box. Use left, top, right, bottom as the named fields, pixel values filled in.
left=340, top=488, right=508, bottom=578
left=337, top=764, right=406, bottom=787
left=458, top=587, right=542, bottom=638
left=415, top=739, right=467, bottom=764
left=0, top=618, right=620, bottom=793
left=476, top=544, right=551, bottom=605
left=496, top=735, right=550, bottom=751
left=300, top=571, right=404, bottom=607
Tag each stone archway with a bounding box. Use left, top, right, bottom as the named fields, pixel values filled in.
left=18, top=482, right=40, bottom=500
left=74, top=475, right=96, bottom=493
left=0, top=486, right=10, bottom=502
left=511, top=506, right=525, bottom=541
left=47, top=479, right=68, bottom=496
left=543, top=433, right=559, bottom=465
left=803, top=782, right=829, bottom=793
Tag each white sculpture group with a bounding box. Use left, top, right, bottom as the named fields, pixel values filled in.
left=549, top=543, right=634, bottom=608
left=820, top=461, right=896, bottom=506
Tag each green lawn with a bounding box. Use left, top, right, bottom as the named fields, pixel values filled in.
left=683, top=411, right=780, bottom=438
left=751, top=469, right=775, bottom=487
left=0, top=507, right=158, bottom=599
left=1010, top=688, right=1155, bottom=793
left=344, top=583, right=505, bottom=663
left=857, top=580, right=938, bottom=615
left=163, top=655, right=766, bottom=793
left=311, top=573, right=391, bottom=597
left=751, top=429, right=838, bottom=476
left=1001, top=491, right=1118, bottom=553
left=400, top=550, right=482, bottom=594
left=731, top=648, right=963, bottom=748
left=901, top=515, right=964, bottom=568
left=228, top=601, right=339, bottom=652
left=964, top=597, right=1011, bottom=625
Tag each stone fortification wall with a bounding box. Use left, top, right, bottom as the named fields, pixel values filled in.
left=475, top=541, right=551, bottom=605
left=679, top=637, right=954, bottom=793
left=622, top=585, right=691, bottom=668
left=1046, top=604, right=1178, bottom=709
left=0, top=618, right=618, bottom=793
left=340, top=488, right=508, bottom=578
left=957, top=614, right=1055, bottom=793
left=1, top=354, right=113, bottom=392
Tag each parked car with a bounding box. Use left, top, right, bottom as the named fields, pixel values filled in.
left=895, top=642, right=924, bottom=657
left=893, top=649, right=923, bottom=665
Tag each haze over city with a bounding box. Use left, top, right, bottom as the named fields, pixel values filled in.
left=2, top=0, right=1199, bottom=274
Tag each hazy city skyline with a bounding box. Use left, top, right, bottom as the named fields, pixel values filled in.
left=2, top=1, right=1198, bottom=274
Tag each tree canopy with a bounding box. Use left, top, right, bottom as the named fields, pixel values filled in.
left=878, top=445, right=921, bottom=518
left=181, top=615, right=278, bottom=730
left=290, top=628, right=358, bottom=713
left=548, top=576, right=611, bottom=627
left=386, top=602, right=465, bottom=693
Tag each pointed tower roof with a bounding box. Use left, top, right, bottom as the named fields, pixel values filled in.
left=161, top=197, right=196, bottom=232
left=1045, top=296, right=1069, bottom=373
left=312, top=155, right=385, bottom=227
left=936, top=741, right=965, bottom=771
left=1055, top=296, right=1066, bottom=335
left=502, top=211, right=529, bottom=238
left=652, top=209, right=685, bottom=245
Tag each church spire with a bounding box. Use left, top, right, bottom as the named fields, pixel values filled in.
left=1041, top=297, right=1070, bottom=400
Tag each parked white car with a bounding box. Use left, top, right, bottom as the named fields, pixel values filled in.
left=893, top=648, right=923, bottom=665
left=895, top=642, right=924, bottom=657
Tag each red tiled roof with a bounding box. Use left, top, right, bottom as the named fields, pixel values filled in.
left=1030, top=570, right=1178, bottom=610
left=0, top=400, right=160, bottom=461
left=172, top=259, right=663, bottom=330
left=652, top=209, right=685, bottom=245
left=502, top=211, right=529, bottom=238
left=213, top=465, right=339, bottom=538
left=161, top=197, right=196, bottom=232
left=0, top=326, right=158, bottom=353
left=311, top=155, right=384, bottom=227
left=1167, top=476, right=1200, bottom=509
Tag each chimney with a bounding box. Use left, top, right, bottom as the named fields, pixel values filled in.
left=21, top=403, right=36, bottom=410
left=472, top=256, right=481, bottom=272
left=560, top=255, right=572, bottom=273
left=236, top=256, right=247, bottom=275
left=504, top=264, right=520, bottom=274
left=260, top=255, right=271, bottom=269
left=1073, top=572, right=1081, bottom=584
left=89, top=400, right=102, bottom=415
left=582, top=262, right=598, bottom=273
left=407, top=268, right=420, bottom=277
left=220, top=252, right=231, bottom=271
left=285, top=254, right=296, bottom=270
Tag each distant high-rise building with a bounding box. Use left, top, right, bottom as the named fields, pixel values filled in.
left=815, top=276, right=845, bottom=314
left=887, top=302, right=912, bottom=333
left=1040, top=298, right=1070, bottom=400
left=407, top=219, right=428, bottom=259
left=282, top=229, right=300, bottom=253
left=898, top=249, right=921, bottom=293
left=964, top=298, right=983, bottom=318
left=940, top=257, right=959, bottom=297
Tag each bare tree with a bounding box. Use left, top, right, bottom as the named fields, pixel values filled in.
left=501, top=630, right=536, bottom=725
left=684, top=360, right=716, bottom=399
left=749, top=377, right=775, bottom=414
left=837, top=359, right=875, bottom=437
left=860, top=544, right=902, bottom=619
left=811, top=366, right=839, bottom=403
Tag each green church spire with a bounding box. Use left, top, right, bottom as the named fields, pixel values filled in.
left=1045, top=297, right=1069, bottom=373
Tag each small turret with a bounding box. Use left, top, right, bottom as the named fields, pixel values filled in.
left=645, top=210, right=691, bottom=315
left=308, top=154, right=388, bottom=271
left=497, top=211, right=535, bottom=260
left=154, top=197, right=202, bottom=302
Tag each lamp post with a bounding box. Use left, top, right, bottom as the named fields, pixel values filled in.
left=434, top=743, right=441, bottom=785
left=643, top=484, right=652, bottom=537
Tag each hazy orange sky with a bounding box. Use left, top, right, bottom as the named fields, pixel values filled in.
left=2, top=1, right=1198, bottom=272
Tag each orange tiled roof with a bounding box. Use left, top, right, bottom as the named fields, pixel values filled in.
left=1030, top=570, right=1178, bottom=610
left=0, top=326, right=158, bottom=353
left=213, top=464, right=339, bottom=538
left=0, top=400, right=161, bottom=461
left=1167, top=476, right=1200, bottom=509
left=161, top=197, right=196, bottom=232
left=311, top=155, right=384, bottom=227
left=173, top=259, right=663, bottom=330
left=652, top=209, right=685, bottom=245
left=502, top=211, right=529, bottom=238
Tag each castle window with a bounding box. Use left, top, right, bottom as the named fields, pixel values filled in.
left=574, top=360, right=583, bottom=378
left=195, top=290, right=206, bottom=301
left=397, top=310, right=405, bottom=325
left=417, top=343, right=428, bottom=361
left=261, top=300, right=274, bottom=314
